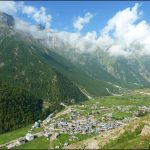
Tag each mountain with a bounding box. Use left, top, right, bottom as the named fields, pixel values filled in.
left=1, top=11, right=146, bottom=105
left=0, top=12, right=87, bottom=107
left=0, top=12, right=14, bottom=28
left=43, top=35, right=150, bottom=89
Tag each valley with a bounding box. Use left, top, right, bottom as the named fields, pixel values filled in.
left=1, top=90, right=150, bottom=149
left=1, top=2, right=150, bottom=149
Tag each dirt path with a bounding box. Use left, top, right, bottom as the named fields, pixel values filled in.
left=136, top=90, right=150, bottom=96
left=85, top=138, right=99, bottom=149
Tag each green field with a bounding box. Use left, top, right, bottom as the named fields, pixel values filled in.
left=51, top=133, right=95, bottom=149
left=0, top=125, right=42, bottom=145
left=0, top=126, right=30, bottom=145
left=112, top=112, right=132, bottom=120
left=74, top=92, right=150, bottom=121
left=14, top=137, right=49, bottom=149
left=84, top=94, right=150, bottom=107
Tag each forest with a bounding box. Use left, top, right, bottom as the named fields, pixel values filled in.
left=0, top=82, right=43, bottom=134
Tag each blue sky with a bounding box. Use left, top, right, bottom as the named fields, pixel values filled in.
left=14, top=1, right=150, bottom=34
left=1, top=1, right=150, bottom=57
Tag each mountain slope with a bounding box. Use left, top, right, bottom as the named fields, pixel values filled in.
left=0, top=20, right=86, bottom=105
left=45, top=40, right=150, bottom=88
left=35, top=49, right=120, bottom=97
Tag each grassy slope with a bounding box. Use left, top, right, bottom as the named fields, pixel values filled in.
left=0, top=125, right=42, bottom=145
left=40, top=51, right=118, bottom=97
left=0, top=29, right=86, bottom=102
left=102, top=115, right=150, bottom=149
left=14, top=137, right=49, bottom=149
left=2, top=91, right=150, bottom=149
left=0, top=126, right=30, bottom=145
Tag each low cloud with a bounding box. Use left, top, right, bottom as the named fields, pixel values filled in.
left=73, top=12, right=94, bottom=32
left=0, top=1, right=52, bottom=29
left=21, top=3, right=52, bottom=28
left=0, top=1, right=17, bottom=15
left=97, top=3, right=150, bottom=57
left=1, top=2, right=150, bottom=58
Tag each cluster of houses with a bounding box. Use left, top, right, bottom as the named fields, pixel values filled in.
left=41, top=107, right=135, bottom=144
left=5, top=103, right=150, bottom=149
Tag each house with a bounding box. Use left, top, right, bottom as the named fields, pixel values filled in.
left=43, top=131, right=51, bottom=137
left=16, top=137, right=26, bottom=145
left=6, top=142, right=16, bottom=149
left=32, top=122, right=40, bottom=128
left=26, top=133, right=34, bottom=141
left=60, top=121, right=68, bottom=127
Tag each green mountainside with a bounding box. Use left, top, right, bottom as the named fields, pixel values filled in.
left=0, top=27, right=86, bottom=103
left=46, top=41, right=150, bottom=88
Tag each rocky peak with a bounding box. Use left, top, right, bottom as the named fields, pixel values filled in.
left=0, top=12, right=15, bottom=28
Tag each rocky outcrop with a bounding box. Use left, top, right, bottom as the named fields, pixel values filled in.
left=0, top=12, right=15, bottom=27
left=140, top=124, right=150, bottom=137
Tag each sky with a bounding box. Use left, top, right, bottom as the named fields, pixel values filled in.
left=1, top=1, right=150, bottom=57
left=1, top=1, right=150, bottom=34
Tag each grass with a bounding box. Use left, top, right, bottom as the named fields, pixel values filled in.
left=112, top=112, right=132, bottom=120
left=0, top=125, right=31, bottom=145
left=14, top=137, right=49, bottom=149
left=102, top=121, right=148, bottom=149
left=2, top=91, right=150, bottom=149
left=84, top=94, right=150, bottom=108
left=51, top=134, right=69, bottom=148
left=0, top=146, right=7, bottom=149
left=76, top=133, right=95, bottom=141
left=32, top=127, right=43, bottom=134
left=51, top=133, right=95, bottom=149
left=0, top=125, right=42, bottom=145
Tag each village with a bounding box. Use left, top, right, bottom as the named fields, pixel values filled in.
left=4, top=97, right=150, bottom=149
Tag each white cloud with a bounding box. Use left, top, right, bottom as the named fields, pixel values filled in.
left=3, top=2, right=150, bottom=58
left=57, top=3, right=150, bottom=57
left=97, top=3, right=150, bottom=57
left=0, top=1, right=52, bottom=29
left=73, top=12, right=93, bottom=32
left=21, top=4, right=52, bottom=28
left=0, top=1, right=17, bottom=15
left=22, top=5, right=36, bottom=16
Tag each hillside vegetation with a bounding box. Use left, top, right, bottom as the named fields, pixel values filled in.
left=0, top=82, right=43, bottom=134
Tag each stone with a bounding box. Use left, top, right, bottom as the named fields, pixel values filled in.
left=141, top=125, right=150, bottom=137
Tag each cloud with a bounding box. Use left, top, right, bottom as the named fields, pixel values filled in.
left=97, top=3, right=150, bottom=57
left=22, top=5, right=36, bottom=15
left=73, top=12, right=94, bottom=32
left=5, top=2, right=150, bottom=58
left=21, top=4, right=52, bottom=28
left=55, top=3, right=150, bottom=57
left=0, top=1, right=52, bottom=29
left=0, top=1, right=17, bottom=15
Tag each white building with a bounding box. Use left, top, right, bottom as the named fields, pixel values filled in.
left=25, top=133, right=34, bottom=141
left=32, top=122, right=40, bottom=128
